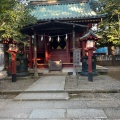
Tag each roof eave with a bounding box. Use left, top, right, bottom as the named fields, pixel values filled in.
left=36, top=15, right=104, bottom=23
left=80, top=30, right=101, bottom=40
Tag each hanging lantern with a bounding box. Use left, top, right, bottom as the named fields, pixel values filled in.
left=31, top=35, right=34, bottom=39
left=49, top=36, right=51, bottom=42
left=65, top=34, right=68, bottom=40
left=57, top=35, right=60, bottom=42
left=41, top=35, right=43, bottom=41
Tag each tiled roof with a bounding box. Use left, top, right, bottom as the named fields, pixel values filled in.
left=30, top=2, right=103, bottom=20
left=80, top=30, right=101, bottom=40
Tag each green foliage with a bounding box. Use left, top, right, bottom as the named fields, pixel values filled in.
left=0, top=0, right=37, bottom=41
left=97, top=0, right=120, bottom=46
left=0, top=0, right=16, bottom=13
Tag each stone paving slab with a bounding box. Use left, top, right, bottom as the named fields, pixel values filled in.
left=29, top=109, right=66, bottom=119
left=25, top=76, right=66, bottom=91
left=104, top=108, right=120, bottom=119
left=29, top=108, right=107, bottom=119
left=14, top=118, right=72, bottom=120
left=0, top=118, right=14, bottom=120
left=0, top=101, right=7, bottom=109
left=73, top=119, right=103, bottom=120
left=0, top=109, right=32, bottom=118
left=87, top=100, right=119, bottom=108
left=4, top=101, right=55, bottom=109
left=67, top=109, right=107, bottom=119
left=54, top=101, right=87, bottom=109
left=0, top=97, right=120, bottom=119
left=14, top=92, right=69, bottom=101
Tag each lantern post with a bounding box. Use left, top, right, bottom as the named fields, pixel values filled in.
left=80, top=30, right=101, bottom=82
left=85, top=40, right=95, bottom=82
left=7, top=44, right=19, bottom=82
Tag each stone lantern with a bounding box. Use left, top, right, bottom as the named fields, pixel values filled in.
left=7, top=44, right=19, bottom=82
left=80, top=30, right=101, bottom=81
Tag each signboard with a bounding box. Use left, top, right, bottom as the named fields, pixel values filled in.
left=73, top=48, right=81, bottom=68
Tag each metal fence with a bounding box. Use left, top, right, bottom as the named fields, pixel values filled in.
left=96, top=55, right=120, bottom=66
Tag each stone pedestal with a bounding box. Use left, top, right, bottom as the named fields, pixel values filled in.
left=81, top=56, right=98, bottom=76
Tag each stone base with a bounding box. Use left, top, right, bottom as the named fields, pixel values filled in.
left=12, top=74, right=17, bottom=82
left=80, top=71, right=98, bottom=76
left=16, top=72, right=30, bottom=77
left=7, top=72, right=30, bottom=77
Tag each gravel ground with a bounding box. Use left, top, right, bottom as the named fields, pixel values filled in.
left=108, top=71, right=120, bottom=82
left=0, top=77, right=37, bottom=91
left=0, top=70, right=39, bottom=91
left=65, top=74, right=120, bottom=91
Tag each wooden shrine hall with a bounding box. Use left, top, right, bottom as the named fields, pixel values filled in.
left=21, top=0, right=105, bottom=71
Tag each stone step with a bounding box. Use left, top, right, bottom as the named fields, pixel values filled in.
left=14, top=92, right=69, bottom=101
left=43, top=71, right=67, bottom=76
left=43, top=73, right=67, bottom=76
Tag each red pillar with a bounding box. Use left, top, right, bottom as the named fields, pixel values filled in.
left=29, top=36, right=33, bottom=68
left=88, top=49, right=93, bottom=73
left=88, top=48, right=93, bottom=82
left=11, top=52, right=16, bottom=74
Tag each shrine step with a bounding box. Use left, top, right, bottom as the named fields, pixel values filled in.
left=43, top=71, right=67, bottom=76
left=14, top=92, right=69, bottom=101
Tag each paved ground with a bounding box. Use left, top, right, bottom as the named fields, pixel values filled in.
left=0, top=65, right=120, bottom=119
left=0, top=93, right=120, bottom=119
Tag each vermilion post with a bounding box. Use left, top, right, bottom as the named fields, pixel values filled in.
left=29, top=36, right=33, bottom=68
left=88, top=48, right=93, bottom=82
left=7, top=43, right=19, bottom=82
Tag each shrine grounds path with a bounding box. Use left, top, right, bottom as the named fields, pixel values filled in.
left=0, top=65, right=120, bottom=119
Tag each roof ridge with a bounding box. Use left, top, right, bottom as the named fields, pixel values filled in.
left=31, top=2, right=88, bottom=6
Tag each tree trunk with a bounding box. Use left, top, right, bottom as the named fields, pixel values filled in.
left=108, top=43, right=112, bottom=55
left=107, top=42, right=116, bottom=55
left=3, top=44, right=9, bottom=70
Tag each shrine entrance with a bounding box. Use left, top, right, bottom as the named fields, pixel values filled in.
left=21, top=21, right=87, bottom=68
left=50, top=34, right=66, bottom=50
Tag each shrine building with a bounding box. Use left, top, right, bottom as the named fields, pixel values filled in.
left=21, top=0, right=105, bottom=70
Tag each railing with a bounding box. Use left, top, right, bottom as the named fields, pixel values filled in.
left=96, top=55, right=120, bottom=66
